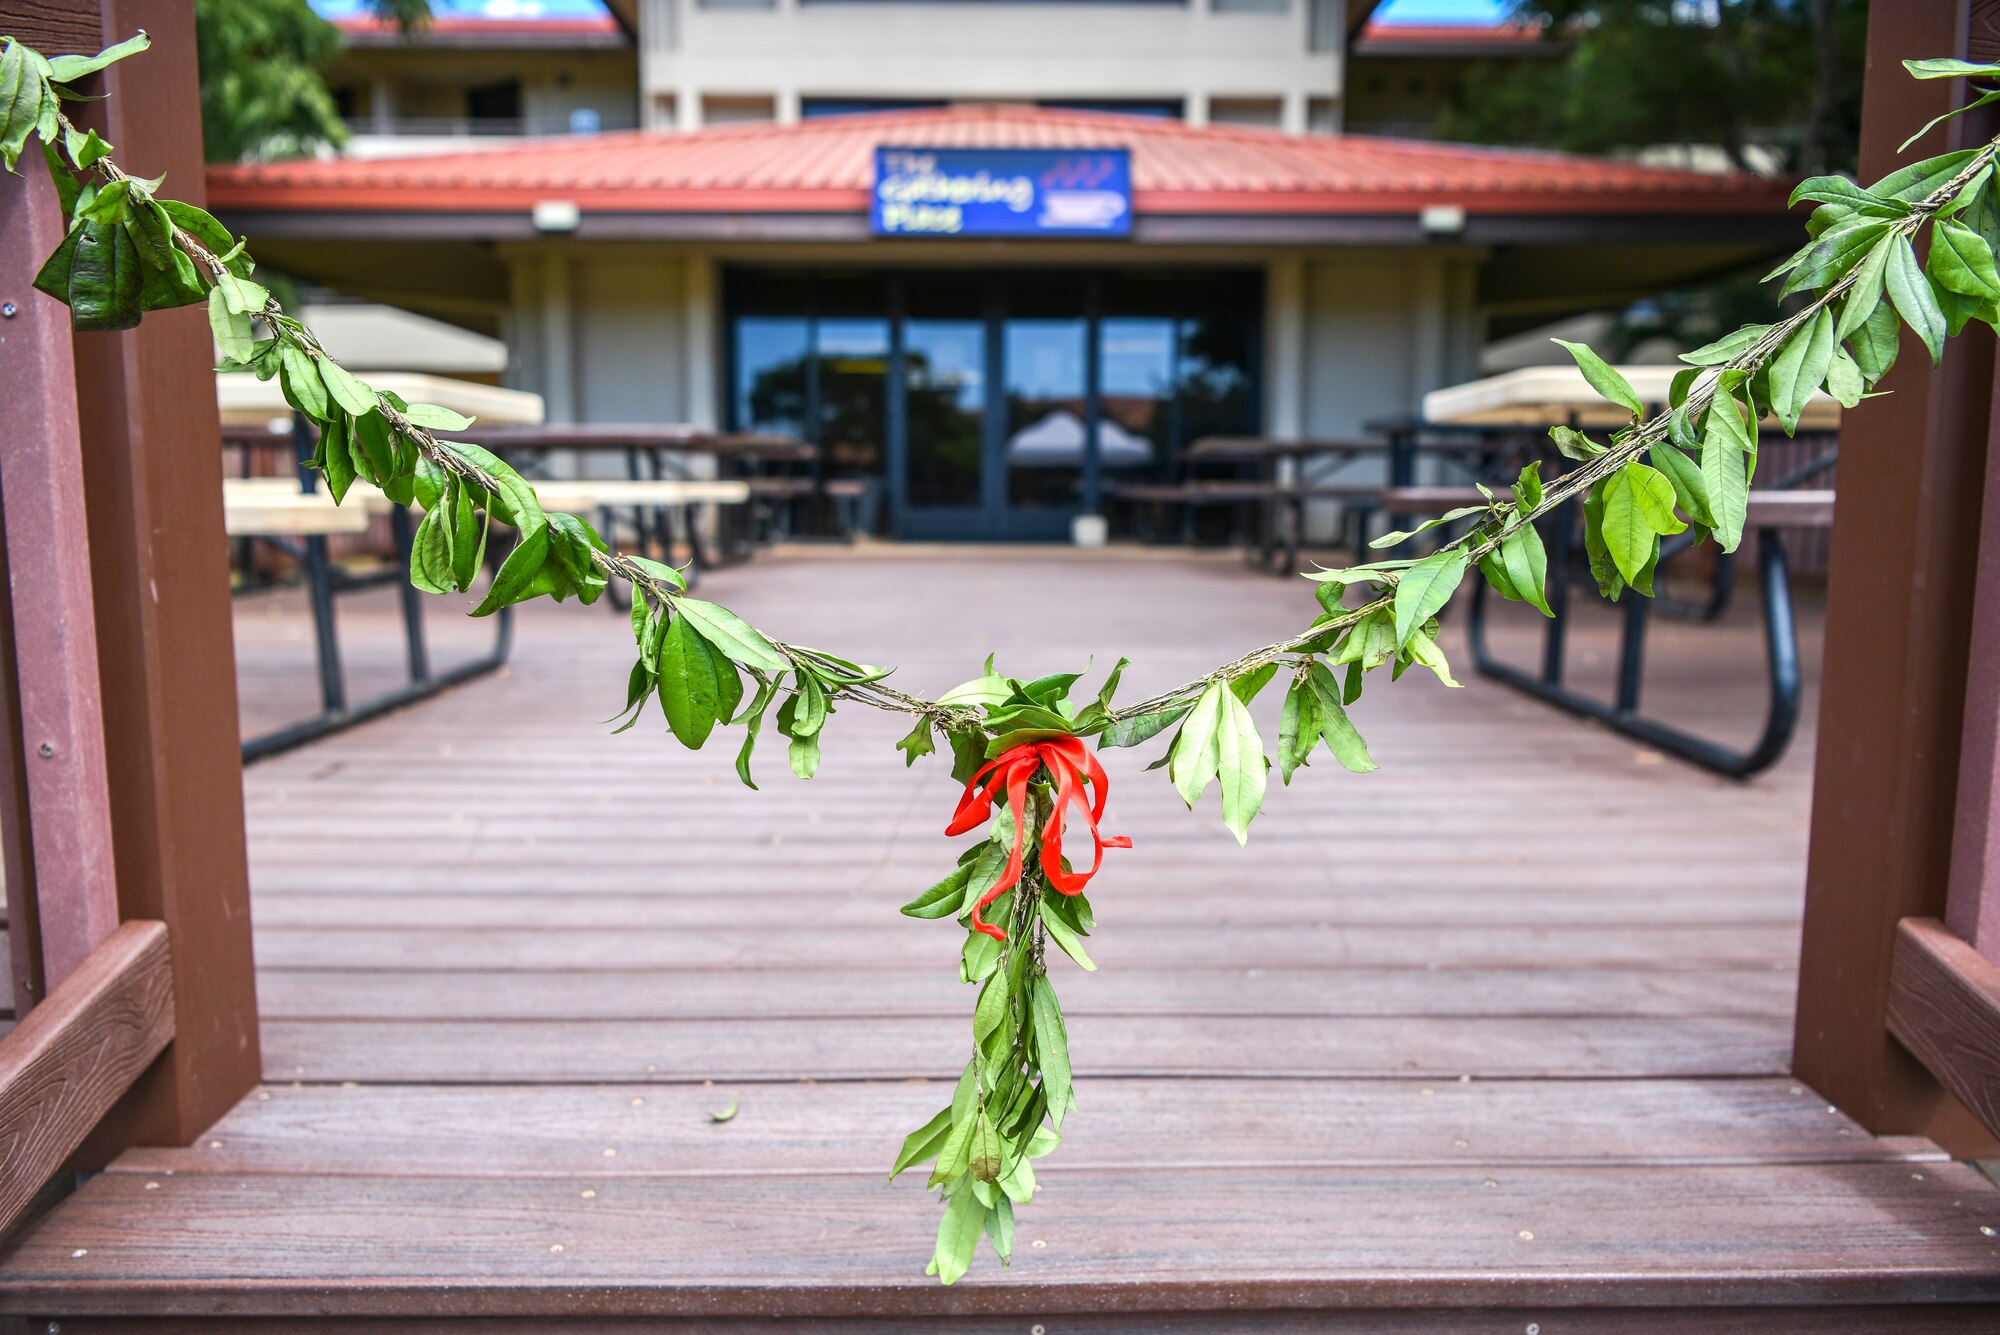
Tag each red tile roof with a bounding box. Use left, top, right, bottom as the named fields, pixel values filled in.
left=1356, top=21, right=1549, bottom=47
left=332, top=14, right=624, bottom=46
left=208, top=103, right=1787, bottom=218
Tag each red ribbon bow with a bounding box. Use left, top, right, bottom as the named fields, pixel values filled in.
left=944, top=735, right=1132, bottom=942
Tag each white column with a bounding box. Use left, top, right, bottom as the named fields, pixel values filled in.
left=775, top=88, right=802, bottom=125
left=370, top=75, right=396, bottom=135
left=678, top=89, right=704, bottom=132
left=683, top=252, right=720, bottom=431
left=539, top=251, right=578, bottom=423
left=1185, top=91, right=1210, bottom=128
left=1264, top=254, right=1306, bottom=442
left=1280, top=91, right=1308, bottom=136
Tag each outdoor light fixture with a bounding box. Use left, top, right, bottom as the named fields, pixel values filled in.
left=1420, top=204, right=1467, bottom=236
left=532, top=199, right=582, bottom=233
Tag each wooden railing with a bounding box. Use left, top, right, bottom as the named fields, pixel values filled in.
left=0, top=923, right=173, bottom=1233
left=0, top=0, right=261, bottom=1230
left=1794, top=0, right=2000, bottom=1157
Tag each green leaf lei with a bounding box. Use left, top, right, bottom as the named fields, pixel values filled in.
left=10, top=30, right=2000, bottom=1282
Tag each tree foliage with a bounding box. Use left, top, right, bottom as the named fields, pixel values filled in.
left=1443, top=0, right=1868, bottom=176
left=195, top=0, right=432, bottom=163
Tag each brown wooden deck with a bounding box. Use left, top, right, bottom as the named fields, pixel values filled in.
left=4, top=549, right=1999, bottom=1329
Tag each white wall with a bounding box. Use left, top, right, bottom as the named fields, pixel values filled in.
left=1293, top=249, right=1482, bottom=540
left=638, top=0, right=1338, bottom=131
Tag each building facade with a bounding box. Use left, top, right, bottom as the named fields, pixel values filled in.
left=212, top=100, right=1790, bottom=541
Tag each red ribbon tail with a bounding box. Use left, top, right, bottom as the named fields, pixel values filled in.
left=969, top=757, right=1033, bottom=942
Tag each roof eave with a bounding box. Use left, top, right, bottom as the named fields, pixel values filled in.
left=213, top=204, right=1799, bottom=249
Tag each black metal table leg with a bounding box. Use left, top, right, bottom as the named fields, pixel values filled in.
left=1467, top=522, right=1802, bottom=779
left=389, top=503, right=432, bottom=684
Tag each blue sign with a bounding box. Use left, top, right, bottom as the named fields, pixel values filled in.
left=872, top=148, right=1132, bottom=238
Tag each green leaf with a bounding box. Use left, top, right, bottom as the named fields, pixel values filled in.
left=891, top=1104, right=954, bottom=1181
left=1899, top=87, right=2000, bottom=153
left=0, top=40, right=42, bottom=173
left=1393, top=547, right=1469, bottom=650
left=733, top=676, right=778, bottom=789
left=78, top=176, right=131, bottom=225
left=1029, top=976, right=1072, bottom=1127
left=64, top=218, right=141, bottom=331
left=63, top=125, right=109, bottom=170
left=316, top=359, right=378, bottom=417
left=1277, top=677, right=1320, bottom=785
left=1701, top=397, right=1754, bottom=554
left=1099, top=704, right=1189, bottom=750
left=1787, top=175, right=1903, bottom=215
left=1369, top=505, right=1487, bottom=550
left=216, top=270, right=268, bottom=316
left=1599, top=462, right=1685, bottom=585
left=1930, top=218, right=2000, bottom=298
left=896, top=716, right=935, bottom=766
left=1825, top=348, right=1866, bottom=408
left=1649, top=441, right=1714, bottom=530
left=1041, top=901, right=1097, bottom=972
left=31, top=225, right=77, bottom=304
left=1403, top=627, right=1462, bottom=688
left=901, top=865, right=971, bottom=919
left=1214, top=686, right=1266, bottom=846
left=320, top=415, right=356, bottom=503
left=1512, top=461, right=1544, bottom=511
left=45, top=31, right=151, bottom=83
left=788, top=731, right=821, bottom=780
left=929, top=1187, right=985, bottom=1286
left=656, top=614, right=734, bottom=749
left=1679, top=324, right=1770, bottom=367
left=1304, top=661, right=1377, bottom=773
left=1499, top=522, right=1552, bottom=618
left=1848, top=295, right=1901, bottom=382
left=974, top=973, right=1007, bottom=1045
left=409, top=507, right=453, bottom=595
left=1784, top=216, right=1891, bottom=296
left=1169, top=682, right=1225, bottom=808
left=402, top=403, right=475, bottom=432
left=1836, top=238, right=1893, bottom=340
left=671, top=598, right=788, bottom=674
left=157, top=200, right=252, bottom=277
left=1768, top=308, right=1834, bottom=434
left=709, top=1098, right=739, bottom=1123
left=279, top=345, right=329, bottom=421
left=470, top=526, right=549, bottom=617
left=966, top=1110, right=1002, bottom=1183
left=1552, top=338, right=1644, bottom=417
left=1887, top=233, right=1947, bottom=365
left=1548, top=424, right=1604, bottom=462
left=987, top=1194, right=1015, bottom=1264
left=1904, top=57, right=2000, bottom=79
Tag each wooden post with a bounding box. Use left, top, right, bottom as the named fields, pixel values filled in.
left=1792, top=0, right=2000, bottom=1155
left=0, top=160, right=123, bottom=1002
left=57, top=0, right=262, bottom=1147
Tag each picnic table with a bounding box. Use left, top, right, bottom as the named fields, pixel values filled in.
left=1410, top=364, right=1842, bottom=779
left=218, top=375, right=544, bottom=762
left=434, top=424, right=859, bottom=568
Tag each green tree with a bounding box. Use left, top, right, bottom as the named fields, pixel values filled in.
left=1442, top=0, right=1867, bottom=176
left=195, top=0, right=431, bottom=163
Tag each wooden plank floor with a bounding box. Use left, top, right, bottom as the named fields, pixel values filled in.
left=6, top=547, right=2000, bottom=1329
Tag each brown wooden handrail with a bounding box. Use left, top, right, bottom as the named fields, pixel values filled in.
left=0, top=921, right=173, bottom=1235
left=1887, top=917, right=2000, bottom=1143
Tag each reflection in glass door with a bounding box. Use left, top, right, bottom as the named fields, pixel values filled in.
left=904, top=320, right=985, bottom=510
left=1003, top=318, right=1088, bottom=512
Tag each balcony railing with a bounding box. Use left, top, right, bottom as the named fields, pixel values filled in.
left=342, top=111, right=639, bottom=139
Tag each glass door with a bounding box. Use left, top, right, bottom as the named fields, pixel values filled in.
left=996, top=276, right=1091, bottom=539
left=894, top=277, right=990, bottom=539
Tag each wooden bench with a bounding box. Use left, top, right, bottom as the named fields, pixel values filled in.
left=221, top=478, right=512, bottom=763
left=1108, top=479, right=1386, bottom=572
left=1367, top=484, right=1835, bottom=779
